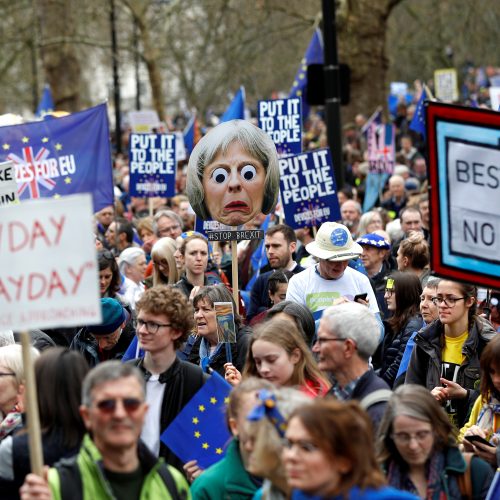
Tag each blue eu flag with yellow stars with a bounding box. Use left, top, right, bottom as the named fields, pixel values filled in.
left=0, top=103, right=114, bottom=212
left=289, top=28, right=324, bottom=120
left=409, top=87, right=428, bottom=139
left=161, top=371, right=232, bottom=469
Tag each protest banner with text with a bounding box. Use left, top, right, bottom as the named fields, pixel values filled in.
left=258, top=98, right=302, bottom=157
left=427, top=102, right=500, bottom=288
left=129, top=133, right=176, bottom=197
left=0, top=193, right=101, bottom=330
left=279, top=148, right=340, bottom=229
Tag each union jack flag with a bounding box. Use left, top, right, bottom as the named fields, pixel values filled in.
left=7, top=146, right=56, bottom=199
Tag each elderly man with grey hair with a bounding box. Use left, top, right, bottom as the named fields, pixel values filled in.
left=153, top=210, right=184, bottom=239
left=313, top=302, right=391, bottom=429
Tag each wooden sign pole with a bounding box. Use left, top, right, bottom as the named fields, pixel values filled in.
left=20, top=331, right=44, bottom=476
left=231, top=232, right=239, bottom=314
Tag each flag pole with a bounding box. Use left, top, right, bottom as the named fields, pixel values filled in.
left=20, top=331, right=44, bottom=476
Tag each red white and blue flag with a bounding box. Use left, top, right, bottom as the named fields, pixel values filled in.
left=367, top=123, right=395, bottom=174
left=0, top=103, right=113, bottom=211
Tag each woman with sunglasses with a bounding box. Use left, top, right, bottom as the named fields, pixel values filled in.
left=373, top=272, right=423, bottom=388
left=406, top=280, right=496, bottom=428
left=377, top=385, right=493, bottom=499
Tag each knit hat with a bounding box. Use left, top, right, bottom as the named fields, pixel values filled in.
left=306, top=222, right=363, bottom=261
left=356, top=233, right=391, bottom=250
left=89, top=298, right=128, bottom=335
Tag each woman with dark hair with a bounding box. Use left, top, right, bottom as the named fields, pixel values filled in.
left=249, top=270, right=292, bottom=327
left=459, top=335, right=500, bottom=466
left=266, top=300, right=316, bottom=347
left=406, top=280, right=496, bottom=428
left=373, top=272, right=423, bottom=388
left=184, top=284, right=250, bottom=375
left=0, top=348, right=89, bottom=497
left=97, top=250, right=121, bottom=298
left=283, top=399, right=417, bottom=499
left=377, top=385, right=493, bottom=499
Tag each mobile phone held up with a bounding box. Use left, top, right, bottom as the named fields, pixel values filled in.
left=464, top=434, right=494, bottom=447
left=354, top=293, right=368, bottom=303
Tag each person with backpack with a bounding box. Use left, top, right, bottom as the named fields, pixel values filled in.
left=20, top=361, right=190, bottom=500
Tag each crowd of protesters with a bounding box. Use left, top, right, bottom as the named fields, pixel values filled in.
left=1, top=89, right=500, bottom=500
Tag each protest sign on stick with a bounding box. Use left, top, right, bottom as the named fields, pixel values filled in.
left=0, top=193, right=101, bottom=475
left=129, top=133, right=176, bottom=198
left=258, top=97, right=302, bottom=157
left=279, top=148, right=340, bottom=229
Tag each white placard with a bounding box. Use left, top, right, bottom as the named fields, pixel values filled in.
left=0, top=193, right=101, bottom=330
left=447, top=140, right=500, bottom=263
left=128, top=110, right=161, bottom=133
left=434, top=68, right=458, bottom=102
left=0, top=161, right=19, bottom=206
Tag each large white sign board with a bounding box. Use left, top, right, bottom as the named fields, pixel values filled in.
left=0, top=193, right=101, bottom=330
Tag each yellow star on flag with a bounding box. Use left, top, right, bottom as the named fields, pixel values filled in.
left=224, top=397, right=230, bottom=404
left=210, top=397, right=217, bottom=405
left=194, top=431, right=201, bottom=438
left=192, top=417, right=199, bottom=424
left=297, top=90, right=302, bottom=96
left=55, top=143, right=63, bottom=150
left=53, top=194, right=61, bottom=199
left=22, top=137, right=29, bottom=143
left=202, top=443, right=209, bottom=450
left=215, top=448, right=223, bottom=455
left=198, top=405, right=205, bottom=412
left=64, top=177, right=72, bottom=184
left=42, top=137, right=49, bottom=143
left=2, top=143, right=9, bottom=150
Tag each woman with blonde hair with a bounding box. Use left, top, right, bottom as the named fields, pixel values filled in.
left=225, top=318, right=330, bottom=397
left=151, top=237, right=179, bottom=286
left=397, top=232, right=430, bottom=284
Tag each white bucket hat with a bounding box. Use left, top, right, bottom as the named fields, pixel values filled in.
left=306, top=222, right=363, bottom=261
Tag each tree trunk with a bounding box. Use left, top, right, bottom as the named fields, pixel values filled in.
left=337, top=0, right=403, bottom=122
left=35, top=0, right=81, bottom=112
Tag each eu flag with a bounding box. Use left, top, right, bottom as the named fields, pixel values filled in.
left=220, top=87, right=245, bottom=122
left=0, top=103, right=114, bottom=212
left=289, top=28, right=324, bottom=120
left=161, top=371, right=232, bottom=469
left=486, top=469, right=500, bottom=500
left=35, top=84, right=54, bottom=118
left=183, top=113, right=197, bottom=155
left=409, top=88, right=427, bottom=139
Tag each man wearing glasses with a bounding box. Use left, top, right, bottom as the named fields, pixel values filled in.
left=20, top=361, right=190, bottom=499
left=313, top=302, right=391, bottom=429
left=131, top=286, right=206, bottom=471
left=153, top=210, right=184, bottom=239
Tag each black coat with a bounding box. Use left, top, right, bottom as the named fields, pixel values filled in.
left=375, top=314, right=423, bottom=388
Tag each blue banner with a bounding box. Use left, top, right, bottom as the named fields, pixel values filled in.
left=289, top=29, right=323, bottom=120
left=129, top=133, right=176, bottom=197
left=0, top=103, right=113, bottom=212
left=161, top=371, right=232, bottom=469
left=279, top=148, right=340, bottom=229
left=258, top=98, right=302, bottom=157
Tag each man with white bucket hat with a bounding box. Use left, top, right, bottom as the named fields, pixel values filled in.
left=286, top=222, right=379, bottom=321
